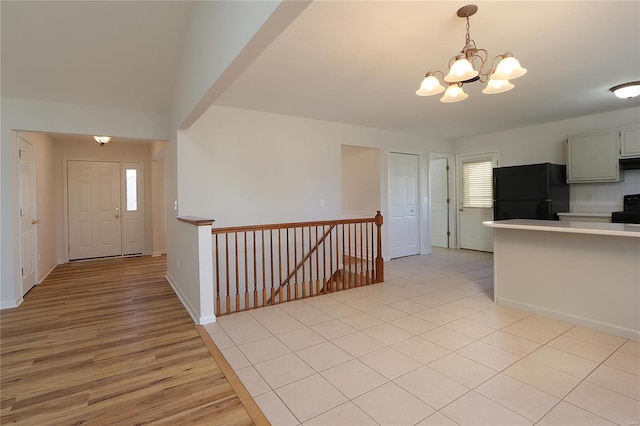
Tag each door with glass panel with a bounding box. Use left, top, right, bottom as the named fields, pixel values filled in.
left=68, top=161, right=144, bottom=260
left=122, top=162, right=144, bottom=255
left=457, top=153, right=498, bottom=252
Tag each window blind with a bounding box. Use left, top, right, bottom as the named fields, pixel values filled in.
left=462, top=160, right=493, bottom=208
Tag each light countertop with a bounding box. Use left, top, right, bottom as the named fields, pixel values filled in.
left=483, top=219, right=640, bottom=238
left=557, top=212, right=612, bottom=217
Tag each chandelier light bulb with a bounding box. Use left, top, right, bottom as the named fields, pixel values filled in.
left=440, top=84, right=469, bottom=103
left=492, top=53, right=527, bottom=80
left=482, top=79, right=514, bottom=94
left=444, top=55, right=479, bottom=83
left=416, top=72, right=445, bottom=96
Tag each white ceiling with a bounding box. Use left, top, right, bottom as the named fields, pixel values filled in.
left=1, top=1, right=191, bottom=114
left=2, top=1, right=639, bottom=140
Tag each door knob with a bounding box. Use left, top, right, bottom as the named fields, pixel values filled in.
left=32, top=219, right=40, bottom=225
left=115, top=214, right=120, bottom=219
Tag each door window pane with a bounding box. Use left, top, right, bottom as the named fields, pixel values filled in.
left=462, top=160, right=493, bottom=208
left=126, top=169, right=137, bottom=211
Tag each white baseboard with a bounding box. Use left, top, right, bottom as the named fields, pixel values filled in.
left=151, top=250, right=167, bottom=257
left=1, top=297, right=23, bottom=310
left=165, top=273, right=199, bottom=325
left=199, top=314, right=217, bottom=325
left=38, top=263, right=58, bottom=284
left=497, top=297, right=640, bottom=340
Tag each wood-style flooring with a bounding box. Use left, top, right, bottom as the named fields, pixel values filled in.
left=1, top=255, right=261, bottom=425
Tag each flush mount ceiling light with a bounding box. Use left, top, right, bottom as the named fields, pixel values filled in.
left=609, top=81, right=640, bottom=99
left=93, top=135, right=112, bottom=146
left=416, top=4, right=527, bottom=103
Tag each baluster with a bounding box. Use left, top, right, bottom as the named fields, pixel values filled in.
left=286, top=228, right=291, bottom=302
left=328, top=227, right=334, bottom=293
left=262, top=230, right=266, bottom=308
left=338, top=223, right=349, bottom=289
left=278, top=229, right=282, bottom=304
left=316, top=226, right=321, bottom=295
left=225, top=233, right=230, bottom=315
left=365, top=222, right=370, bottom=284
left=244, top=232, right=249, bottom=309
left=215, top=233, right=221, bottom=316
left=253, top=231, right=258, bottom=309
left=235, top=232, right=240, bottom=312
left=370, top=219, right=375, bottom=283
left=359, top=222, right=364, bottom=286
left=270, top=229, right=275, bottom=304
left=348, top=223, right=352, bottom=289
left=301, top=226, right=306, bottom=299
left=294, top=227, right=299, bottom=300
left=308, top=226, right=313, bottom=297
left=375, top=211, right=384, bottom=282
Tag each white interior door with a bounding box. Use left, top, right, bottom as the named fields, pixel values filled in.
left=389, top=152, right=420, bottom=259
left=430, top=158, right=450, bottom=248
left=68, top=161, right=122, bottom=260
left=122, top=162, right=144, bottom=255
left=458, top=153, right=497, bottom=252
left=18, top=137, right=37, bottom=295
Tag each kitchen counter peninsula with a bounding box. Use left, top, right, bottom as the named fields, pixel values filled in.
left=483, top=219, right=640, bottom=339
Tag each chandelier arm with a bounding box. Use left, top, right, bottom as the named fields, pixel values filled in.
left=487, top=55, right=504, bottom=77
left=432, top=70, right=446, bottom=80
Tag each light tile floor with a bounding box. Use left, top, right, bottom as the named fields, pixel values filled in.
left=205, top=248, right=640, bottom=426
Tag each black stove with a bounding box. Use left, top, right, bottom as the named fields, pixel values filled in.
left=612, top=194, right=640, bottom=224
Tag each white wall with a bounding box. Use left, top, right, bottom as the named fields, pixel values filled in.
left=453, top=107, right=640, bottom=211
left=1, top=97, right=169, bottom=308
left=341, top=146, right=381, bottom=216
left=178, top=105, right=451, bottom=260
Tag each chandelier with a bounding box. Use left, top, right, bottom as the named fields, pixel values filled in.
left=416, top=4, right=527, bottom=103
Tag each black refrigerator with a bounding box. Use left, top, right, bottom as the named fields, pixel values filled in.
left=493, top=163, right=569, bottom=221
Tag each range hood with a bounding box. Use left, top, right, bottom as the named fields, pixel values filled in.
left=620, top=157, right=640, bottom=170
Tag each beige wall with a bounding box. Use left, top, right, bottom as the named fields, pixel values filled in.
left=341, top=145, right=381, bottom=216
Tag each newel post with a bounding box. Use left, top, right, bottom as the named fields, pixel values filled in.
left=375, top=211, right=384, bottom=283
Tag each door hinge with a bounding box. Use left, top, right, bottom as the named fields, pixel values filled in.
left=446, top=198, right=450, bottom=204
left=21, top=267, right=24, bottom=276
left=20, top=208, right=23, bottom=217
left=446, top=165, right=450, bottom=171
left=447, top=231, right=451, bottom=236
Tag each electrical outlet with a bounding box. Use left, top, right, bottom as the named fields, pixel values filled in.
left=320, top=198, right=325, bottom=207
left=177, top=259, right=180, bottom=270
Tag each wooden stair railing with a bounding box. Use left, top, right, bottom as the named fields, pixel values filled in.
left=212, top=212, right=384, bottom=316
left=266, top=224, right=336, bottom=305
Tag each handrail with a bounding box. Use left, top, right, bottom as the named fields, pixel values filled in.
left=211, top=216, right=376, bottom=234
left=211, top=211, right=383, bottom=316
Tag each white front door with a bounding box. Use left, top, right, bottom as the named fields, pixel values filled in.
left=458, top=153, right=498, bottom=252
left=68, top=161, right=122, bottom=260
left=122, top=162, right=144, bottom=255
left=389, top=152, right=420, bottom=259
left=430, top=158, right=450, bottom=248
left=18, top=137, right=37, bottom=295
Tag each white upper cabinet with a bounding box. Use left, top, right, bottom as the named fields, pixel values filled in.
left=620, top=126, right=640, bottom=157
left=567, top=130, right=620, bottom=183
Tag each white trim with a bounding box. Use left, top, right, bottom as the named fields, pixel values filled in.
left=1, top=298, right=23, bottom=310
left=497, top=297, right=639, bottom=340
left=37, top=263, right=57, bottom=284
left=151, top=249, right=167, bottom=257
left=165, top=272, right=199, bottom=324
